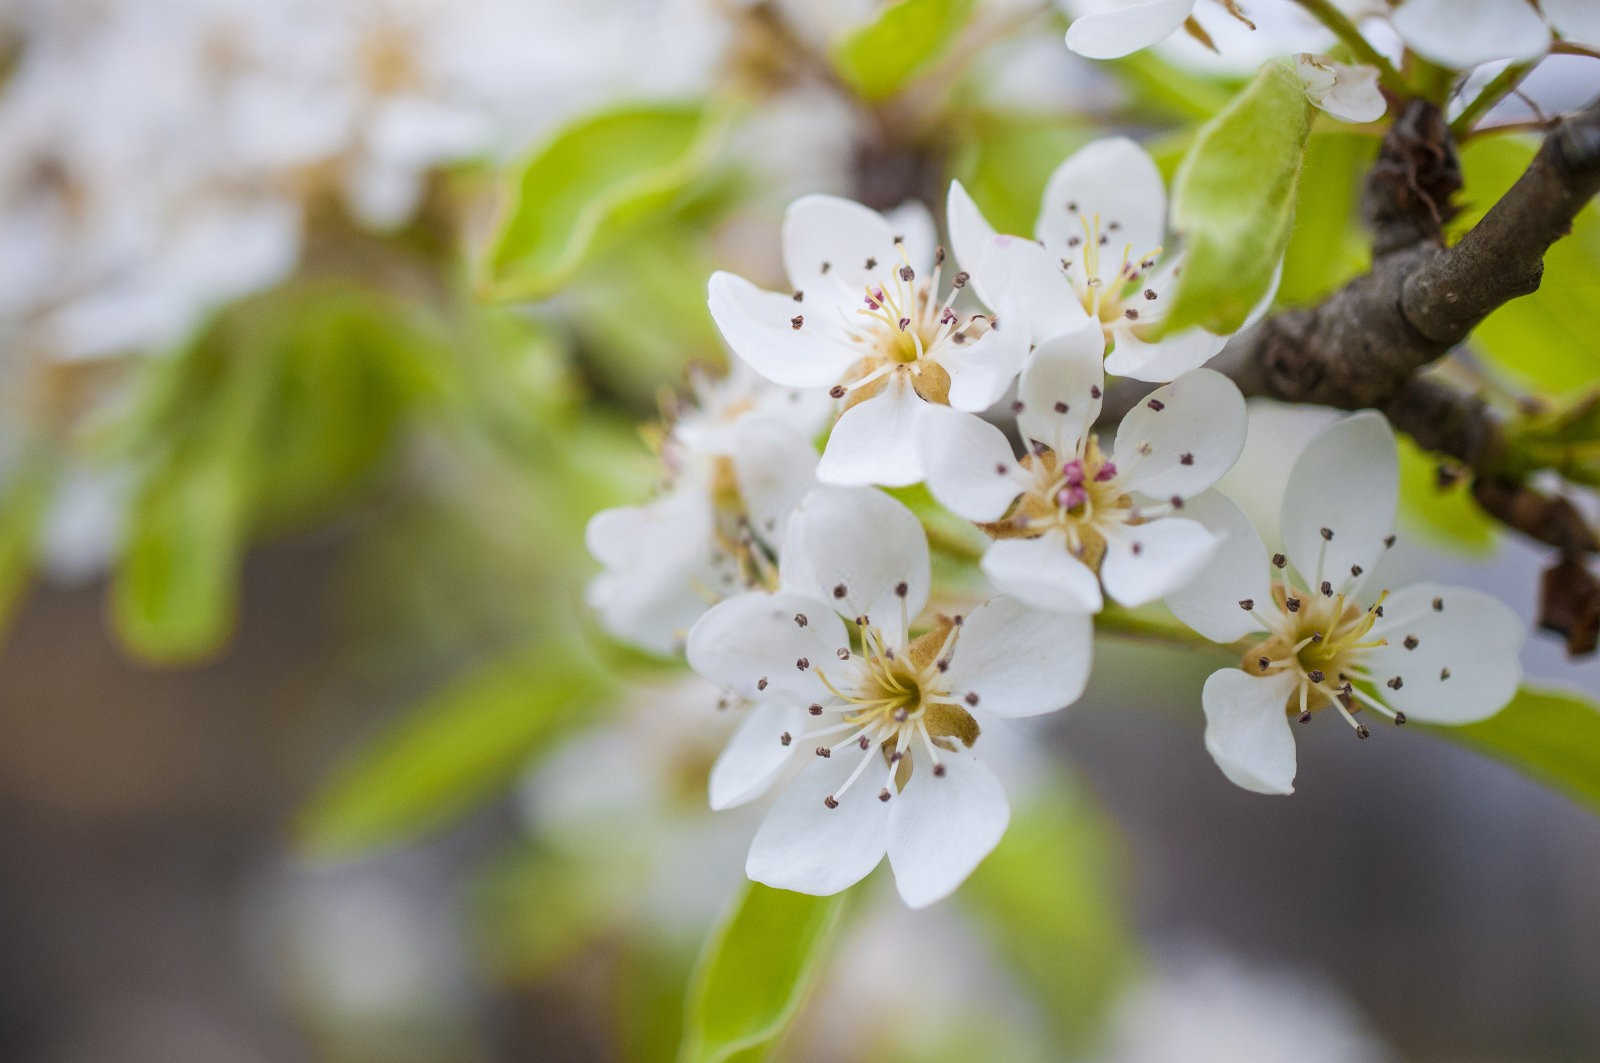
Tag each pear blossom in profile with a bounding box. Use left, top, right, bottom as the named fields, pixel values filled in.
left=925, top=319, right=1246, bottom=614
left=948, top=137, right=1271, bottom=383
left=1294, top=54, right=1386, bottom=124
left=1389, top=0, right=1598, bottom=69
left=585, top=365, right=827, bottom=656
left=1165, top=412, right=1525, bottom=795
left=687, top=486, right=1092, bottom=907
left=707, top=196, right=1031, bottom=488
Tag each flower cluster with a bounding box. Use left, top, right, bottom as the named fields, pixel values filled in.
left=586, top=134, right=1527, bottom=905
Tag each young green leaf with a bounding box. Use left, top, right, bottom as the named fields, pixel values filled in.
left=296, top=646, right=615, bottom=858
left=485, top=104, right=725, bottom=302
left=1163, top=60, right=1314, bottom=335
left=1277, top=131, right=1375, bottom=307
left=830, top=0, right=975, bottom=103
left=1395, top=434, right=1497, bottom=555
left=0, top=457, right=51, bottom=638
left=1432, top=686, right=1600, bottom=816
left=679, top=882, right=845, bottom=1063
left=948, top=113, right=1093, bottom=236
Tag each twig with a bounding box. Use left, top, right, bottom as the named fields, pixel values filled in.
left=1450, top=59, right=1540, bottom=139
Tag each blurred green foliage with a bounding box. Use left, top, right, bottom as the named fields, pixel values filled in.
left=1277, top=130, right=1376, bottom=307
left=1453, top=136, right=1600, bottom=397
left=1395, top=434, right=1498, bottom=554
left=1166, top=61, right=1313, bottom=335
left=680, top=883, right=846, bottom=1063
left=831, top=0, right=976, bottom=103
left=485, top=104, right=727, bottom=302
left=949, top=114, right=1093, bottom=236
left=1435, top=686, right=1600, bottom=816
left=0, top=455, right=50, bottom=635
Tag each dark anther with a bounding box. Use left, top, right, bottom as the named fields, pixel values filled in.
left=1440, top=667, right=1451, bottom=680
left=790, top=315, right=804, bottom=330
left=794, top=613, right=808, bottom=627
left=796, top=657, right=809, bottom=671
left=935, top=246, right=946, bottom=265
left=757, top=677, right=768, bottom=691
left=1131, top=541, right=1143, bottom=556
left=1090, top=385, right=1102, bottom=398
left=1179, top=452, right=1194, bottom=465
left=1286, top=597, right=1301, bottom=612
left=1387, top=676, right=1404, bottom=690
left=953, top=271, right=969, bottom=288
left=816, top=746, right=832, bottom=758
left=1384, top=534, right=1396, bottom=548
left=965, top=692, right=979, bottom=706
left=1308, top=669, right=1325, bottom=684
left=1374, top=605, right=1384, bottom=617
left=1272, top=552, right=1286, bottom=568
left=1351, top=565, right=1363, bottom=577
left=833, top=583, right=847, bottom=598
left=1144, top=288, right=1157, bottom=300
left=897, top=316, right=910, bottom=331
left=1066, top=200, right=1078, bottom=212
left=1147, top=398, right=1166, bottom=411
left=1298, top=711, right=1313, bottom=723
left=1238, top=598, right=1255, bottom=611
left=820, top=260, right=831, bottom=274
left=1432, top=596, right=1443, bottom=611
left=1319, top=527, right=1334, bottom=541
left=829, top=385, right=845, bottom=398
left=1054, top=401, right=1068, bottom=413
left=1067, top=235, right=1081, bottom=247
left=1124, top=308, right=1138, bottom=320
left=894, top=581, right=908, bottom=597
left=1171, top=495, right=1184, bottom=509
left=1257, top=656, right=1271, bottom=671
left=1403, top=635, right=1418, bottom=650
left=824, top=795, right=839, bottom=809
left=1356, top=725, right=1371, bottom=740
left=878, top=788, right=892, bottom=802
left=858, top=735, right=871, bottom=750
left=809, top=704, right=823, bottom=716
left=793, top=290, right=804, bottom=302
left=932, top=764, right=947, bottom=777
left=893, top=234, right=904, bottom=244
left=780, top=732, right=792, bottom=746
left=1012, top=400, right=1025, bottom=412
left=865, top=256, right=877, bottom=270
left=995, top=464, right=1009, bottom=475
left=899, top=265, right=914, bottom=281
left=1320, top=580, right=1333, bottom=596
left=1394, top=712, right=1407, bottom=726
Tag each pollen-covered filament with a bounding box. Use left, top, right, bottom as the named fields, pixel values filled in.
left=1242, top=571, right=1397, bottom=736
left=801, top=614, right=979, bottom=808
left=1063, top=209, right=1163, bottom=333
left=985, top=435, right=1145, bottom=572
left=832, top=245, right=989, bottom=409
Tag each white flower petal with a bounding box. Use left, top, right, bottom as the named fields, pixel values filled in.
left=981, top=532, right=1105, bottom=614
left=922, top=407, right=1026, bottom=522
left=1103, top=323, right=1228, bottom=382
left=943, top=595, right=1095, bottom=716
left=1296, top=55, right=1387, bottom=124
left=745, top=754, right=891, bottom=896
left=938, top=324, right=1033, bottom=412
left=1543, top=0, right=1600, bottom=46
left=887, top=748, right=1010, bottom=908
left=1163, top=490, right=1272, bottom=644
left=883, top=200, right=938, bottom=280
left=728, top=416, right=819, bottom=542
left=1365, top=582, right=1524, bottom=725
left=1113, top=368, right=1246, bottom=500
left=1215, top=398, right=1343, bottom=554
left=1065, top=0, right=1197, bottom=60
left=782, top=194, right=910, bottom=307
left=1016, top=321, right=1107, bottom=456
left=710, top=702, right=805, bottom=810
left=815, top=375, right=929, bottom=487
left=708, top=270, right=858, bottom=388
left=1100, top=517, right=1220, bottom=608
left=947, top=180, right=1088, bottom=346
left=1281, top=411, right=1398, bottom=593
left=1037, top=137, right=1167, bottom=286
left=1390, top=0, right=1550, bottom=67
left=585, top=490, right=720, bottom=655
left=686, top=591, right=847, bottom=702
left=779, top=484, right=930, bottom=643
left=1202, top=668, right=1300, bottom=795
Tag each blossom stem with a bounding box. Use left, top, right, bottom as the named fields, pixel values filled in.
left=1451, top=60, right=1540, bottom=140
left=1290, top=0, right=1405, bottom=96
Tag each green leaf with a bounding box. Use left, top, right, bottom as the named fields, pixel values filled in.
left=1277, top=130, right=1376, bottom=307
left=1107, top=51, right=1241, bottom=124
left=1164, top=60, right=1314, bottom=335
left=1432, top=686, right=1600, bottom=816
left=1395, top=434, right=1497, bottom=554
left=962, top=783, right=1134, bottom=1047
left=948, top=114, right=1093, bottom=236
left=831, top=0, right=975, bottom=102
left=679, top=883, right=845, bottom=1063
left=297, top=646, right=615, bottom=858
left=0, top=457, right=50, bottom=637
left=485, top=104, right=725, bottom=301
left=1453, top=136, right=1600, bottom=396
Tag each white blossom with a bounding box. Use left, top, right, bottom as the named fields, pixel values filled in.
left=1390, top=0, right=1597, bottom=69
left=707, top=196, right=1031, bottom=488
left=1295, top=54, right=1387, bottom=124
left=1166, top=412, right=1525, bottom=794
left=1061, top=0, right=1338, bottom=66
left=925, top=320, right=1246, bottom=613
left=686, top=486, right=1092, bottom=906
left=948, top=137, right=1271, bottom=383
left=585, top=366, right=827, bottom=656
